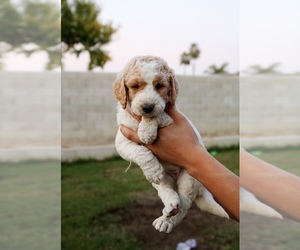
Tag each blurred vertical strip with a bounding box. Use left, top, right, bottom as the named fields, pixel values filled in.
left=0, top=0, right=61, bottom=249
left=240, top=0, right=300, bottom=249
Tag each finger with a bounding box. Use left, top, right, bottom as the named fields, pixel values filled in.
left=165, top=104, right=186, bottom=122
left=120, top=125, right=143, bottom=144
left=164, top=104, right=177, bottom=117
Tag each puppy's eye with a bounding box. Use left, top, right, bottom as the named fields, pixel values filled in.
left=155, top=84, right=164, bottom=89
left=131, top=85, right=140, bottom=89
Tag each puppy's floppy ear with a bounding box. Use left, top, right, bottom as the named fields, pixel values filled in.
left=168, top=72, right=179, bottom=105
left=113, top=76, right=127, bottom=109
left=113, top=57, right=139, bottom=109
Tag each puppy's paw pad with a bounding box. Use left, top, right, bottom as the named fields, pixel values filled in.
left=153, top=216, right=174, bottom=233
left=164, top=198, right=180, bottom=217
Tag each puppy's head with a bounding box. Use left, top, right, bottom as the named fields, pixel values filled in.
left=113, top=56, right=179, bottom=118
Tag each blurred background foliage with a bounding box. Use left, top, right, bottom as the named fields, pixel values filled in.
left=0, top=0, right=61, bottom=70
left=0, top=0, right=117, bottom=71
left=61, top=0, right=117, bottom=70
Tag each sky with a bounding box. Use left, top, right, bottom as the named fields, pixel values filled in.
left=240, top=0, right=300, bottom=74
left=3, top=0, right=300, bottom=74
left=63, top=0, right=240, bottom=75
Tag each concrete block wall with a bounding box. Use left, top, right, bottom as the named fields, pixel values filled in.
left=240, top=76, right=300, bottom=137
left=176, top=76, right=239, bottom=137
left=0, top=73, right=61, bottom=147
left=62, top=73, right=118, bottom=146
left=2, top=73, right=298, bottom=153
left=62, top=73, right=239, bottom=147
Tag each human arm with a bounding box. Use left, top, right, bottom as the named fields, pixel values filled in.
left=120, top=105, right=240, bottom=221
left=240, top=148, right=300, bottom=221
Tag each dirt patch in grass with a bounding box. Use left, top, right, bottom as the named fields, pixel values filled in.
left=120, top=191, right=239, bottom=250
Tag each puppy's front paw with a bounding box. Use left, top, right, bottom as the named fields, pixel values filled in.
left=138, top=127, right=157, bottom=144
left=153, top=216, right=174, bottom=233
left=158, top=112, right=173, bottom=128
left=138, top=122, right=157, bottom=144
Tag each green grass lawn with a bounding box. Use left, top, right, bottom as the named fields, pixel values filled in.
left=62, top=157, right=149, bottom=250
left=0, top=161, right=61, bottom=250
left=248, top=146, right=300, bottom=175
left=62, top=146, right=239, bottom=250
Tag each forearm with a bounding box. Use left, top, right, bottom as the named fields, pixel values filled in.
left=240, top=149, right=300, bottom=221
left=184, top=145, right=240, bottom=221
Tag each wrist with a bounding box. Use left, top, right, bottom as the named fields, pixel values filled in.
left=182, top=143, right=207, bottom=176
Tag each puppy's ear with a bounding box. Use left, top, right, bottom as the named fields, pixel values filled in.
left=168, top=73, right=179, bottom=105
left=113, top=77, right=127, bottom=109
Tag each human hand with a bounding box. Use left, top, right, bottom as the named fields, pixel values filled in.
left=120, top=105, right=204, bottom=167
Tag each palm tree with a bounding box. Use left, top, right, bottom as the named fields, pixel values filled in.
left=205, top=63, right=229, bottom=75
left=245, top=63, right=281, bottom=74
left=189, top=43, right=200, bottom=75
left=180, top=52, right=190, bottom=75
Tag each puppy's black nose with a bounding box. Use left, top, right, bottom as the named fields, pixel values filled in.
left=142, top=104, right=155, bottom=113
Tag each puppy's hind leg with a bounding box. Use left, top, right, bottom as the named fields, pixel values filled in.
left=153, top=171, right=196, bottom=233
left=152, top=175, right=180, bottom=218
left=195, top=187, right=229, bottom=219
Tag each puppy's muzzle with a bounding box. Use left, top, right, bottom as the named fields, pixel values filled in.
left=142, top=104, right=155, bottom=113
